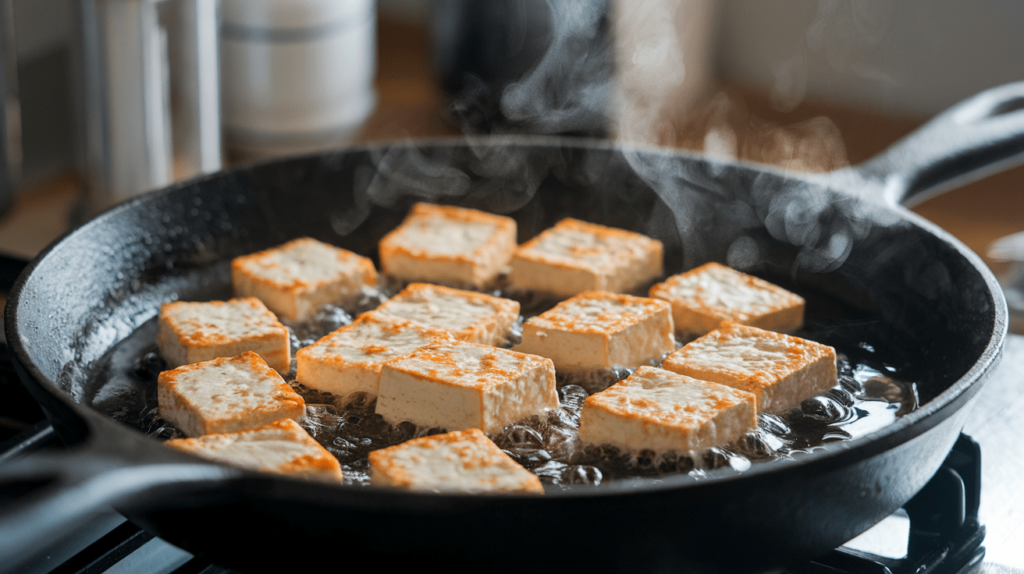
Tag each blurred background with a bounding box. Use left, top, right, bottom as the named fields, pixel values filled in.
left=0, top=0, right=1021, bottom=286
left=0, top=3, right=1022, bottom=570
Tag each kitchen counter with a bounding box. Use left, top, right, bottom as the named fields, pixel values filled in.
left=963, top=335, right=1024, bottom=568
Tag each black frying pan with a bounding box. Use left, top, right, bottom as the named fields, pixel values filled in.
left=3, top=83, right=1024, bottom=573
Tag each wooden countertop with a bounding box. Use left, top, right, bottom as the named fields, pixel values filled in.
left=1, top=18, right=1021, bottom=279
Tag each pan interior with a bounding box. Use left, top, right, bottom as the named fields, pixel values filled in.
left=12, top=140, right=996, bottom=465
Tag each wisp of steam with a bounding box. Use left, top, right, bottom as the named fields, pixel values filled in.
left=345, top=0, right=907, bottom=277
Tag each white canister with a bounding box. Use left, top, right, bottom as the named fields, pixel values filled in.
left=220, top=0, right=377, bottom=158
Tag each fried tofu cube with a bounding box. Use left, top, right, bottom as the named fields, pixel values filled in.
left=378, top=202, right=518, bottom=288
left=158, top=351, right=305, bottom=437
left=578, top=366, right=756, bottom=452
left=509, top=218, right=663, bottom=298
left=513, top=291, right=675, bottom=372
left=374, top=283, right=520, bottom=347
left=232, top=237, right=378, bottom=322
left=158, top=297, right=291, bottom=373
left=165, top=419, right=342, bottom=482
left=661, top=322, right=837, bottom=413
left=648, top=262, right=804, bottom=337
left=369, top=428, right=542, bottom=493
left=375, top=341, right=558, bottom=434
left=295, top=311, right=455, bottom=398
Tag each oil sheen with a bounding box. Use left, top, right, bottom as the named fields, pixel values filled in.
left=88, top=285, right=919, bottom=491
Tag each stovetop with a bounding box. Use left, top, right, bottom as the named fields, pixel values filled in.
left=1, top=252, right=1022, bottom=574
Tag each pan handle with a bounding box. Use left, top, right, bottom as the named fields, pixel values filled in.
left=0, top=427, right=234, bottom=571
left=841, top=81, right=1024, bottom=207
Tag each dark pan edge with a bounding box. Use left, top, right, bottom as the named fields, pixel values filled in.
left=5, top=137, right=1007, bottom=494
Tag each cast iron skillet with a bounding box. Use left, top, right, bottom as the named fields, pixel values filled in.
left=3, top=83, right=1024, bottom=573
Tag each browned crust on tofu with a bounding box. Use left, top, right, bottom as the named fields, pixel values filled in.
left=515, top=291, right=674, bottom=371
left=514, top=218, right=663, bottom=270
left=157, top=351, right=305, bottom=436
left=584, top=376, right=753, bottom=425
left=578, top=366, right=757, bottom=452
left=232, top=237, right=377, bottom=291
left=376, top=340, right=558, bottom=434
left=368, top=428, right=544, bottom=493
left=509, top=218, right=663, bottom=297
left=165, top=419, right=342, bottom=481
left=383, top=342, right=553, bottom=391
left=379, top=283, right=520, bottom=344
left=526, top=291, right=671, bottom=335
left=379, top=203, right=517, bottom=265
left=231, top=237, right=378, bottom=321
left=649, top=262, right=804, bottom=336
left=661, top=322, right=837, bottom=412
left=297, top=311, right=454, bottom=371
left=159, top=298, right=283, bottom=346
left=157, top=297, right=290, bottom=372
left=276, top=453, right=343, bottom=478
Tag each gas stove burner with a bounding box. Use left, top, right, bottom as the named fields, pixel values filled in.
left=797, top=434, right=985, bottom=574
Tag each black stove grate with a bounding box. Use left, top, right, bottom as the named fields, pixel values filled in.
left=795, top=433, right=985, bottom=574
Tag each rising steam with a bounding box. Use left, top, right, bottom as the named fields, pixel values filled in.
left=343, top=0, right=904, bottom=277
left=499, top=0, right=612, bottom=135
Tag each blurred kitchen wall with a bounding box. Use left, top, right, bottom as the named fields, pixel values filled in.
left=11, top=0, right=74, bottom=190
left=9, top=0, right=1024, bottom=192
left=386, top=0, right=1024, bottom=119
left=718, top=0, right=1024, bottom=117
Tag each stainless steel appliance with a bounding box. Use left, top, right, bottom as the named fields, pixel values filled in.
left=75, top=0, right=221, bottom=213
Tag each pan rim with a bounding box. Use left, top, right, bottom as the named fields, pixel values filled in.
left=4, top=136, right=1007, bottom=499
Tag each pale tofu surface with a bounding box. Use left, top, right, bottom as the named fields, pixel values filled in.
left=514, top=291, right=675, bottom=372
left=525, top=290, right=669, bottom=334
left=510, top=218, right=663, bottom=297
left=232, top=237, right=377, bottom=321
left=295, top=311, right=455, bottom=397
left=235, top=237, right=372, bottom=288
left=375, top=283, right=519, bottom=346
left=390, top=213, right=496, bottom=255
left=376, top=341, right=558, bottom=434
left=368, top=428, right=543, bottom=493
left=158, top=297, right=290, bottom=373
left=649, top=262, right=804, bottom=336
left=579, top=366, right=756, bottom=453
left=165, top=419, right=342, bottom=481
left=379, top=203, right=517, bottom=288
left=661, top=322, right=837, bottom=413
left=158, top=351, right=305, bottom=437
